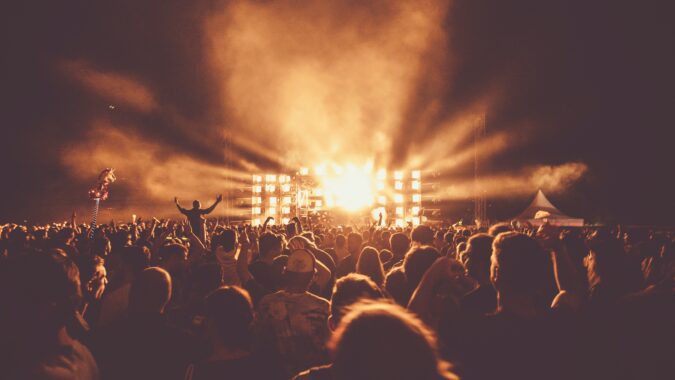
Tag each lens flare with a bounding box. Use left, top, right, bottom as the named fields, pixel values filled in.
left=321, top=164, right=375, bottom=212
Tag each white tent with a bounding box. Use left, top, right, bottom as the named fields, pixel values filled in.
left=515, top=190, right=584, bottom=227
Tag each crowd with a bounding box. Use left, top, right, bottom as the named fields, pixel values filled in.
left=0, top=197, right=673, bottom=380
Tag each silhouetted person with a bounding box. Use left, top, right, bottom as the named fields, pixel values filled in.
left=175, top=195, right=222, bottom=243
left=0, top=253, right=100, bottom=379
left=328, top=301, right=457, bottom=380
left=185, top=286, right=285, bottom=380
left=92, top=267, right=196, bottom=380
left=256, top=249, right=330, bottom=377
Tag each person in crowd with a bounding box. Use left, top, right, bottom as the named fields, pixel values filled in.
left=356, top=246, right=385, bottom=286
left=175, top=195, right=222, bottom=243
left=333, top=234, right=349, bottom=262
left=293, top=273, right=385, bottom=379
left=0, top=252, right=100, bottom=379
left=92, top=267, right=196, bottom=380
left=385, top=232, right=410, bottom=271
left=328, top=301, right=458, bottom=380
left=335, top=232, right=363, bottom=278
left=385, top=246, right=441, bottom=306
left=256, top=248, right=331, bottom=377
left=458, top=233, right=496, bottom=316
left=185, top=286, right=285, bottom=380
left=97, top=245, right=150, bottom=326
left=160, top=243, right=190, bottom=308
left=487, top=222, right=512, bottom=237
left=412, top=225, right=435, bottom=246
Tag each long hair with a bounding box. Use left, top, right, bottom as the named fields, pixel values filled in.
left=356, top=246, right=385, bottom=286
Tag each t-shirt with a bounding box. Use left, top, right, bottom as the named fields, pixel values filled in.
left=256, top=290, right=330, bottom=376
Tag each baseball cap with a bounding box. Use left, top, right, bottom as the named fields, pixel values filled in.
left=285, top=249, right=316, bottom=273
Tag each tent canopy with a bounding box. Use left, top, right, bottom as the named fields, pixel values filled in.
left=515, top=190, right=584, bottom=227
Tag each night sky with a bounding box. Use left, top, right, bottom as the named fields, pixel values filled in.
left=1, top=0, right=673, bottom=224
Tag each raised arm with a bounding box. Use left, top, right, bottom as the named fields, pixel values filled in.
left=174, top=197, right=188, bottom=214
left=201, top=194, right=223, bottom=215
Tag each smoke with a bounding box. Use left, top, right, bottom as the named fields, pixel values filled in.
left=60, top=60, right=158, bottom=112
left=206, top=0, right=452, bottom=167
left=432, top=162, right=589, bottom=200
left=52, top=0, right=589, bottom=219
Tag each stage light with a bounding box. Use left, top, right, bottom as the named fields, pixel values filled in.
left=282, top=217, right=290, bottom=224
left=315, top=188, right=323, bottom=196
left=252, top=207, right=261, bottom=215
left=412, top=217, right=421, bottom=226
left=268, top=207, right=276, bottom=215
left=394, top=171, right=404, bottom=180
left=253, top=218, right=261, bottom=226
left=299, top=167, right=309, bottom=176
left=252, top=196, right=262, bottom=205
left=269, top=197, right=277, bottom=205
left=265, top=184, right=276, bottom=192
left=412, top=194, right=421, bottom=203
left=315, top=165, right=326, bottom=176
left=395, top=218, right=404, bottom=227
left=378, top=195, right=386, bottom=205
left=411, top=170, right=421, bottom=179
left=321, top=164, right=374, bottom=211
left=253, top=175, right=262, bottom=183
left=281, top=206, right=291, bottom=214
left=396, top=207, right=404, bottom=216
left=395, top=181, right=403, bottom=190
left=265, top=174, right=277, bottom=182
left=279, top=175, right=289, bottom=183
left=376, top=169, right=387, bottom=180
left=253, top=185, right=262, bottom=193
left=412, top=181, right=420, bottom=190
left=412, top=206, right=420, bottom=215
left=315, top=200, right=323, bottom=208
left=394, top=194, right=403, bottom=203
left=281, top=184, right=291, bottom=192
left=376, top=181, right=385, bottom=190
left=282, top=196, right=291, bottom=204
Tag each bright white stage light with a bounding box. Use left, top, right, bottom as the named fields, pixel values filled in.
left=269, top=197, right=277, bottom=205
left=394, top=194, right=403, bottom=203
left=396, top=207, right=404, bottom=216
left=394, top=171, right=404, bottom=180
left=412, top=181, right=420, bottom=190
left=253, top=185, right=262, bottom=193
left=265, top=174, right=277, bottom=182
left=282, top=196, right=291, bottom=204
left=411, top=170, right=421, bottom=179
left=412, top=194, right=421, bottom=203
left=253, top=218, right=261, bottom=226
left=395, top=181, right=403, bottom=190
left=378, top=195, right=386, bottom=205
left=299, top=167, right=309, bottom=176
left=321, top=164, right=375, bottom=211
left=281, top=184, right=291, bottom=192
left=268, top=207, right=276, bottom=215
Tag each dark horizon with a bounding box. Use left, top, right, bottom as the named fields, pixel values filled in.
left=1, top=0, right=673, bottom=225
